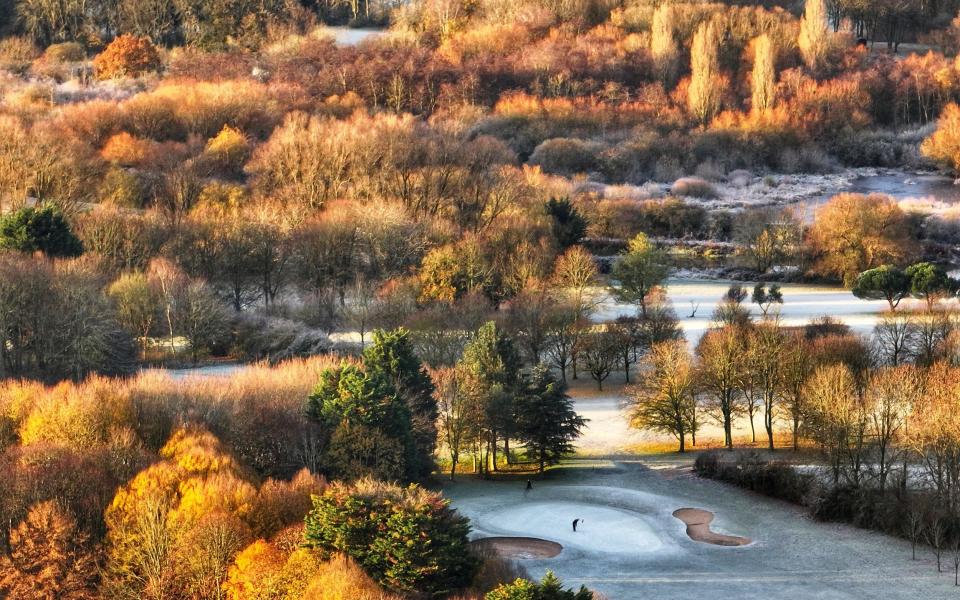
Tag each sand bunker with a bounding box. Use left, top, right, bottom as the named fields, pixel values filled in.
left=472, top=536, right=563, bottom=559
left=673, top=508, right=751, bottom=546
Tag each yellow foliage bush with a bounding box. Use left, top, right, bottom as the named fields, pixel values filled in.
left=101, top=131, right=159, bottom=167
left=206, top=125, right=249, bottom=159
left=303, top=554, right=402, bottom=600
left=41, top=42, right=86, bottom=64
left=174, top=471, right=258, bottom=526
left=160, top=425, right=242, bottom=476
left=922, top=102, right=960, bottom=172
left=223, top=539, right=288, bottom=600
left=17, top=376, right=134, bottom=449
left=195, top=181, right=249, bottom=214
left=150, top=79, right=281, bottom=138
left=224, top=536, right=326, bottom=600
left=201, top=125, right=251, bottom=177
left=439, top=23, right=531, bottom=64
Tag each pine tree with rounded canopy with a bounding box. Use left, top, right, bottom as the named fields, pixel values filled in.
left=852, top=265, right=910, bottom=311
left=905, top=262, right=955, bottom=308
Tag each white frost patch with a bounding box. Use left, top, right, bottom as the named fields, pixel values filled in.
left=476, top=500, right=665, bottom=555
left=575, top=398, right=647, bottom=455
left=593, top=278, right=954, bottom=347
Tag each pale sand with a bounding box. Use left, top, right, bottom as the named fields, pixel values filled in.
left=472, top=536, right=563, bottom=559
left=673, top=508, right=751, bottom=547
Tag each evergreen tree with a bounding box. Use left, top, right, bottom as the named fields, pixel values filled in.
left=487, top=571, right=594, bottom=600
left=363, top=328, right=438, bottom=479
left=545, top=198, right=587, bottom=250
left=306, top=363, right=417, bottom=481
left=459, top=321, right=522, bottom=473
left=304, top=478, right=478, bottom=596
left=0, top=205, right=83, bottom=258
left=514, top=366, right=585, bottom=472
left=852, top=265, right=910, bottom=311
left=905, top=262, right=954, bottom=308
left=752, top=283, right=783, bottom=316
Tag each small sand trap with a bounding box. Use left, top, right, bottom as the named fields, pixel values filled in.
left=472, top=536, right=563, bottom=559
left=673, top=508, right=751, bottom=546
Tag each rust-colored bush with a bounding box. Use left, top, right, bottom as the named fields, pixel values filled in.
left=93, top=34, right=161, bottom=79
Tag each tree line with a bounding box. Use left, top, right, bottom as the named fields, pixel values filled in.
left=0, top=325, right=600, bottom=598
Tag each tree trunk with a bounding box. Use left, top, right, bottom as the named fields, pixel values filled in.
left=765, top=408, right=774, bottom=451
left=723, top=406, right=733, bottom=450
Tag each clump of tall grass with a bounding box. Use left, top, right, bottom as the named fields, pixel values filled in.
left=671, top=176, right=717, bottom=198
left=2, top=356, right=349, bottom=477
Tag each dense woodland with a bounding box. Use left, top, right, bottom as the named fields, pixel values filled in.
left=7, top=0, right=960, bottom=597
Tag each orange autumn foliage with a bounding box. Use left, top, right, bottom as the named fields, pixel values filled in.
left=93, top=34, right=161, bottom=79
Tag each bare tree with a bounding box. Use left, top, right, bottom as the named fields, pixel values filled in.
left=630, top=341, right=698, bottom=452
left=803, top=363, right=869, bottom=486
left=579, top=327, right=620, bottom=391
left=864, top=366, right=919, bottom=490
left=432, top=366, right=469, bottom=480
left=697, top=326, right=747, bottom=449
left=782, top=332, right=812, bottom=451
left=929, top=512, right=949, bottom=573
left=904, top=501, right=925, bottom=560
left=873, top=310, right=918, bottom=366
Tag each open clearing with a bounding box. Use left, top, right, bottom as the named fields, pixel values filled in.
left=449, top=369, right=955, bottom=599
left=446, top=460, right=953, bottom=599
left=595, top=279, right=909, bottom=346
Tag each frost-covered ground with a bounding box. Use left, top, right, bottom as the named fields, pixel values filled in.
left=317, top=26, right=385, bottom=46
left=568, top=372, right=771, bottom=454
left=589, top=168, right=960, bottom=214
left=447, top=461, right=955, bottom=599
left=595, top=278, right=929, bottom=347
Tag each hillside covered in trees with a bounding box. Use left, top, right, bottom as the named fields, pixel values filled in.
left=6, top=0, right=960, bottom=597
